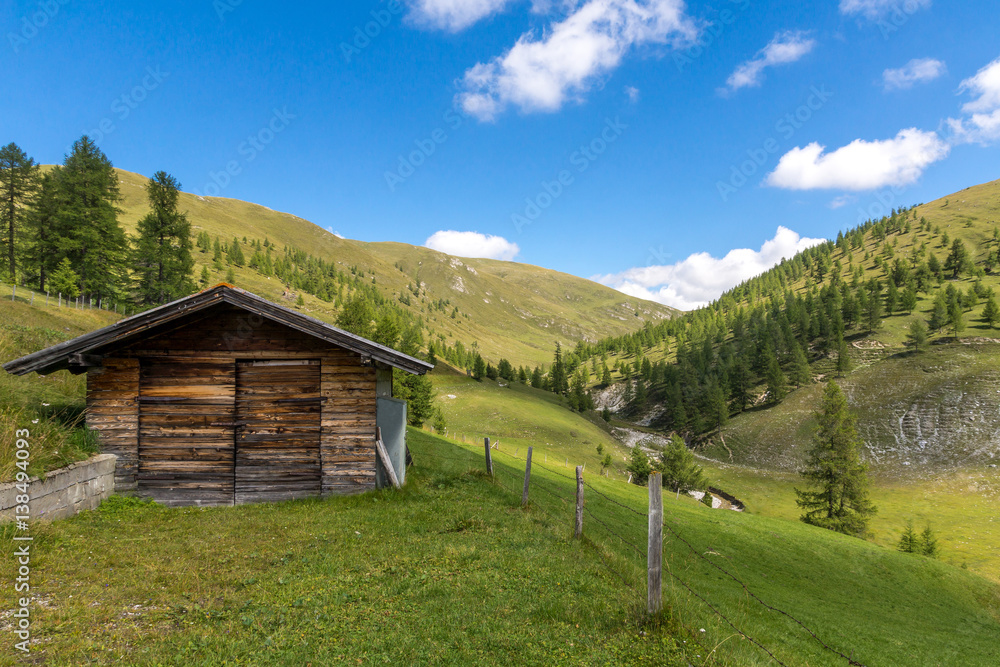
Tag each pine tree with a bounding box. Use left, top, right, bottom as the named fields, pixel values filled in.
left=227, top=237, right=246, bottom=266
left=901, top=282, right=918, bottom=313
left=0, top=142, right=40, bottom=282
left=835, top=338, right=852, bottom=377
left=863, top=278, right=883, bottom=332
left=928, top=292, right=948, bottom=330
left=658, top=435, right=707, bottom=493
left=55, top=136, right=127, bottom=299
left=919, top=525, right=939, bottom=558
left=336, top=294, right=376, bottom=339
left=133, top=171, right=195, bottom=304
left=982, top=291, right=999, bottom=329
left=944, top=238, right=971, bottom=278
left=765, top=353, right=786, bottom=404
left=906, top=318, right=928, bottom=353
left=550, top=342, right=568, bottom=395
left=21, top=171, right=61, bottom=291
left=472, top=353, right=486, bottom=381
left=626, top=445, right=652, bottom=486
left=795, top=381, right=876, bottom=537
left=898, top=520, right=917, bottom=553
left=48, top=257, right=80, bottom=298
left=199, top=265, right=211, bottom=285
left=601, top=363, right=612, bottom=386
left=789, top=343, right=812, bottom=386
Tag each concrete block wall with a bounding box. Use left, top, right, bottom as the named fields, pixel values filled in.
left=0, top=454, right=117, bottom=522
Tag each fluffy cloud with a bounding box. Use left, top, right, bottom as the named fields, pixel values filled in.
left=406, top=0, right=511, bottom=31
left=764, top=128, right=949, bottom=191
left=882, top=57, right=946, bottom=91
left=456, top=0, right=697, bottom=121
left=947, top=55, right=1000, bottom=144
left=839, top=0, right=931, bottom=20
left=722, top=31, right=816, bottom=93
left=592, top=227, right=825, bottom=310
left=424, top=230, right=521, bottom=260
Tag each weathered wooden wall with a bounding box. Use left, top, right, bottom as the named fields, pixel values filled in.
left=84, top=305, right=379, bottom=504
left=85, top=358, right=139, bottom=491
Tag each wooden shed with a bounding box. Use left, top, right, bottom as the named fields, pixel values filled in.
left=3, top=285, right=432, bottom=506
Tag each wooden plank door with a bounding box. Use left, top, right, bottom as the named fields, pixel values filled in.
left=138, top=359, right=237, bottom=506
left=235, top=359, right=322, bottom=504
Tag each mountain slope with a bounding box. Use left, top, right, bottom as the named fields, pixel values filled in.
left=109, top=168, right=674, bottom=366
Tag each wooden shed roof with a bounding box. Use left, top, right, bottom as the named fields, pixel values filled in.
left=3, top=285, right=434, bottom=377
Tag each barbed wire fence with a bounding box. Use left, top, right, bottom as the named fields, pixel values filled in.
left=415, top=433, right=866, bottom=667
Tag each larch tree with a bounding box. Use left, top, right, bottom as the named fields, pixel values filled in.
left=56, top=136, right=127, bottom=299
left=21, top=171, right=62, bottom=291
left=795, top=381, right=876, bottom=537
left=133, top=171, right=195, bottom=305
left=0, top=142, right=40, bottom=282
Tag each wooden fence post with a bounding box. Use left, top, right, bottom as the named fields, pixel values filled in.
left=484, top=437, right=493, bottom=477
left=648, top=472, right=663, bottom=615
left=521, top=447, right=533, bottom=507
left=574, top=466, right=584, bottom=539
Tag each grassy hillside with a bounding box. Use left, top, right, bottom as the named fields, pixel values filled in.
left=0, top=293, right=118, bottom=480
left=591, top=178, right=1000, bottom=476
left=107, top=168, right=673, bottom=367
left=3, top=428, right=999, bottom=666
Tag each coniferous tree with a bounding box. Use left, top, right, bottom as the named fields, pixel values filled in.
left=626, top=445, right=652, bottom=486
left=48, top=257, right=80, bottom=298
left=764, top=353, right=786, bottom=404
left=658, top=435, right=707, bottom=493
left=789, top=343, right=811, bottom=386
left=982, top=291, right=999, bottom=329
left=227, top=237, right=246, bottom=266
left=928, top=292, right=949, bottom=331
left=944, top=238, right=971, bottom=278
left=906, top=318, right=928, bottom=353
left=21, top=171, right=61, bottom=291
left=472, top=353, right=486, bottom=381
left=55, top=136, right=127, bottom=299
left=133, top=171, right=195, bottom=304
left=901, top=282, right=918, bottom=313
left=0, top=142, right=40, bottom=281
left=336, top=294, right=376, bottom=339
left=835, top=338, right=852, bottom=377
left=919, top=525, right=939, bottom=557
left=898, top=520, right=917, bottom=553
left=550, top=342, right=568, bottom=395
left=795, top=381, right=876, bottom=537
left=863, top=278, right=883, bottom=332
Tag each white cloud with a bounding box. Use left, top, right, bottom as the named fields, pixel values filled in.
left=625, top=85, right=641, bottom=103
left=839, top=0, right=931, bottom=20
left=406, top=0, right=512, bottom=31
left=722, top=31, right=816, bottom=93
left=592, top=227, right=825, bottom=310
left=947, top=55, right=1000, bottom=144
left=882, top=57, right=945, bottom=91
left=425, top=230, right=521, bottom=260
left=764, top=128, right=949, bottom=191
left=456, top=0, right=698, bottom=121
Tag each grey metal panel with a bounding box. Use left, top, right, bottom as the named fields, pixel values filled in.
left=376, top=397, right=407, bottom=488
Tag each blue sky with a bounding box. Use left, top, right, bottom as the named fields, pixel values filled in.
left=3, top=0, right=998, bottom=309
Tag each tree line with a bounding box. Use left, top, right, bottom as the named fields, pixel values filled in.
left=0, top=138, right=194, bottom=306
